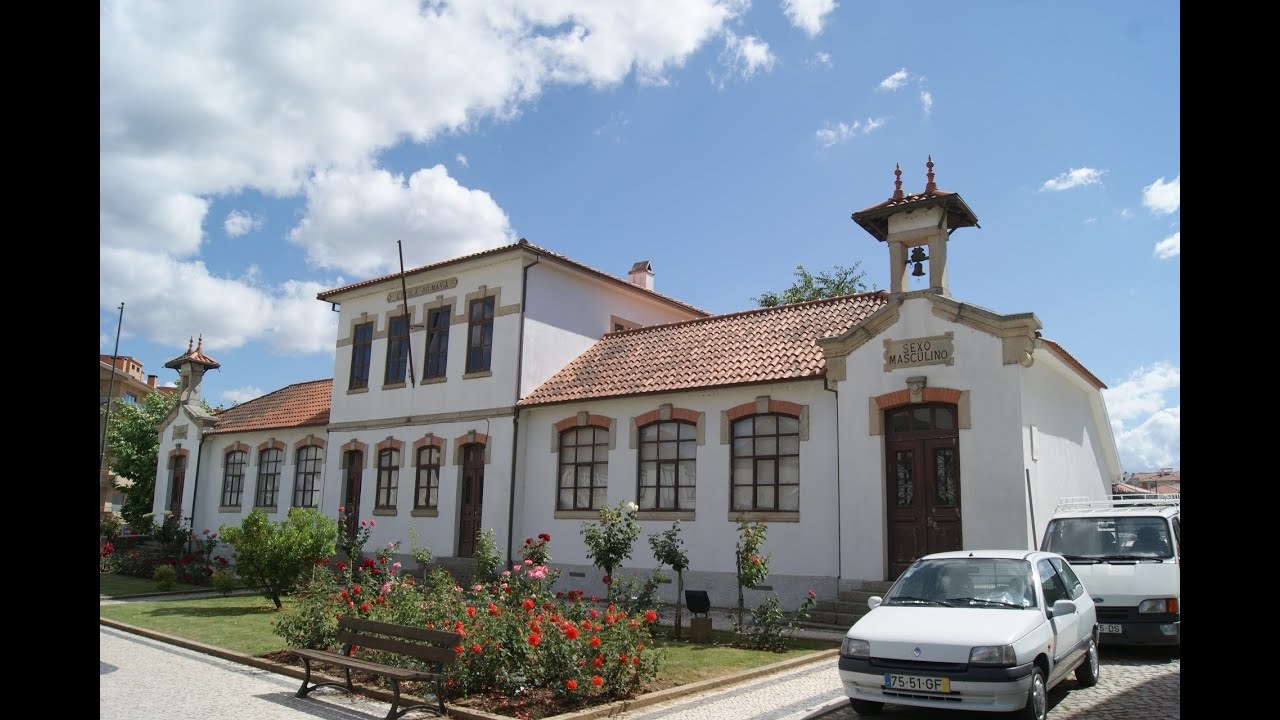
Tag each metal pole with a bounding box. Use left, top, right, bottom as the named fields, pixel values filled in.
left=396, top=240, right=417, bottom=386
left=98, top=302, right=125, bottom=499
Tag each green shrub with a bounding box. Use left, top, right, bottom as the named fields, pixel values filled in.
left=152, top=564, right=177, bottom=591
left=219, top=507, right=337, bottom=609
left=211, top=567, right=236, bottom=596
left=472, top=528, right=501, bottom=579
left=745, top=592, right=817, bottom=652
left=580, top=501, right=641, bottom=601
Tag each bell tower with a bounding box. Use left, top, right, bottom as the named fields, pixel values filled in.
left=851, top=157, right=980, bottom=297
left=163, top=334, right=221, bottom=407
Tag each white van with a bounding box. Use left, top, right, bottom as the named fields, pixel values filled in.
left=1039, top=495, right=1179, bottom=647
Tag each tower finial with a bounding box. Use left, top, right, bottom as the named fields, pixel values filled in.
left=187, top=336, right=193, bottom=353
left=925, top=155, right=936, bottom=193
left=196, top=334, right=203, bottom=353
left=892, top=163, right=904, bottom=200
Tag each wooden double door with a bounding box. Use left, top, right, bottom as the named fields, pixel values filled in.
left=885, top=404, right=962, bottom=579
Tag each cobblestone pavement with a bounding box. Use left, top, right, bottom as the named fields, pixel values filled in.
left=810, top=646, right=1180, bottom=720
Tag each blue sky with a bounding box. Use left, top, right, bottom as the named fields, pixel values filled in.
left=100, top=1, right=1179, bottom=472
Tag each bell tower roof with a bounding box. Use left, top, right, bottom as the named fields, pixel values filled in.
left=852, top=155, right=980, bottom=243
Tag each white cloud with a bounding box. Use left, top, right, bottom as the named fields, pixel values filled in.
left=807, top=51, right=832, bottom=68
left=815, top=117, right=887, bottom=148
left=1142, top=175, right=1180, bottom=215
left=1118, top=208, right=1133, bottom=220
left=1083, top=217, right=1097, bottom=224
left=455, top=153, right=469, bottom=168
left=878, top=68, right=910, bottom=91
left=288, top=165, right=514, bottom=278
left=223, top=210, right=263, bottom=237
left=1040, top=167, right=1106, bottom=192
left=781, top=0, right=838, bottom=36
left=920, top=90, right=933, bottom=115
left=715, top=32, right=776, bottom=88
left=1103, top=362, right=1180, bottom=473
left=222, top=386, right=264, bottom=405
left=1153, top=230, right=1180, bottom=259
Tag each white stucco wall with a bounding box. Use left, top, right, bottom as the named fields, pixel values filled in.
left=833, top=296, right=1031, bottom=584
left=516, top=381, right=840, bottom=608
left=1018, top=348, right=1115, bottom=547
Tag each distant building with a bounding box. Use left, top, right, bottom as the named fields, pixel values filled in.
left=99, top=354, right=175, bottom=518
left=1116, top=468, right=1179, bottom=495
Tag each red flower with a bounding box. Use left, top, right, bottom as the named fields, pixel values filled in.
left=592, top=675, right=603, bottom=687
left=590, top=609, right=599, bottom=619
left=602, top=575, right=612, bottom=585
left=637, top=642, right=645, bottom=651
left=340, top=590, right=349, bottom=600
left=353, top=585, right=362, bottom=595
left=590, top=636, right=601, bottom=648
left=525, top=538, right=534, bottom=545
left=751, top=555, right=761, bottom=565
left=467, top=606, right=476, bottom=618
left=592, top=656, right=603, bottom=668
left=488, top=603, right=500, bottom=616
left=564, top=626, right=579, bottom=640
left=807, top=590, right=817, bottom=599
left=453, top=645, right=464, bottom=654
left=539, top=533, right=551, bottom=542
left=359, top=602, right=371, bottom=612
left=645, top=610, right=657, bottom=622
left=566, top=679, right=578, bottom=691
left=471, top=644, right=482, bottom=654
left=336, top=613, right=343, bottom=620
left=633, top=656, right=640, bottom=666
left=522, top=599, right=535, bottom=610
left=528, top=633, right=542, bottom=647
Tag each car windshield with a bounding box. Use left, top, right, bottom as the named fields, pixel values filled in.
left=885, top=558, right=1036, bottom=608
left=1042, top=516, right=1173, bottom=560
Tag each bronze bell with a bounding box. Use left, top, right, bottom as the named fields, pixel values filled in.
left=908, top=246, right=929, bottom=277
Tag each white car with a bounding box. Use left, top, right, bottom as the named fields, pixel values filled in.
left=838, top=549, right=1099, bottom=720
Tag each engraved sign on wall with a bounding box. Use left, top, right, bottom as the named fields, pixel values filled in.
left=172, top=424, right=189, bottom=440
left=883, top=332, right=955, bottom=371
left=387, top=277, right=459, bottom=303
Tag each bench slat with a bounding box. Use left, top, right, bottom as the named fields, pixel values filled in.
left=336, top=628, right=459, bottom=665
left=290, top=649, right=440, bottom=682
left=339, top=616, right=462, bottom=646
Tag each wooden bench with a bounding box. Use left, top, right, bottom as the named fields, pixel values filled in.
left=289, top=616, right=462, bottom=719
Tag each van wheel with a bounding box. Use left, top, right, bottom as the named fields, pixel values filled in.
left=1016, top=666, right=1047, bottom=720
left=1075, top=636, right=1100, bottom=687
left=848, top=698, right=884, bottom=715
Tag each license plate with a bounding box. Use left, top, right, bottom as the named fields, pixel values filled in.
left=884, top=673, right=950, bottom=693
left=1100, top=624, right=1123, bottom=634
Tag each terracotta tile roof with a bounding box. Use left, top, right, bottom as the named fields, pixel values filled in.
left=316, top=239, right=709, bottom=316
left=164, top=335, right=221, bottom=370
left=851, top=162, right=979, bottom=242
left=205, top=379, right=332, bottom=436
left=519, top=292, right=890, bottom=406
left=1040, top=338, right=1106, bottom=390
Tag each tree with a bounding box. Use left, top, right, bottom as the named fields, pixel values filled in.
left=734, top=517, right=772, bottom=632
left=580, top=501, right=641, bottom=599
left=219, top=507, right=337, bottom=609
left=648, top=522, right=689, bottom=638
left=753, top=262, right=873, bottom=307
left=104, top=388, right=179, bottom=531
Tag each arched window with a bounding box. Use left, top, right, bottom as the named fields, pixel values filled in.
left=376, top=448, right=400, bottom=509
left=637, top=420, right=696, bottom=511
left=730, top=414, right=800, bottom=512
left=255, top=448, right=282, bottom=507
left=221, top=450, right=247, bottom=507
left=558, top=426, right=609, bottom=510
left=293, top=446, right=323, bottom=507
left=415, top=446, right=441, bottom=510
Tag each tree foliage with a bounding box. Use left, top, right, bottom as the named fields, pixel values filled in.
left=753, top=262, right=873, bottom=307
left=580, top=501, right=641, bottom=598
left=648, top=522, right=689, bottom=638
left=104, top=388, right=179, bottom=530
left=219, top=507, right=337, bottom=609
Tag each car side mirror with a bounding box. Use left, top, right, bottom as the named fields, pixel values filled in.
left=1049, top=599, right=1076, bottom=618
left=868, top=596, right=882, bottom=610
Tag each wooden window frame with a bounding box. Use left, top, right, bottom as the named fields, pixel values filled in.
left=254, top=448, right=282, bottom=508
left=465, top=297, right=495, bottom=373
left=557, top=426, right=609, bottom=511
left=221, top=450, right=247, bottom=507
left=636, top=420, right=697, bottom=511
left=384, top=315, right=409, bottom=385
left=424, top=306, right=450, bottom=379
left=349, top=321, right=374, bottom=390
left=293, top=445, right=323, bottom=508
left=414, top=446, right=441, bottom=510
left=730, top=413, right=800, bottom=513
left=375, top=448, right=400, bottom=509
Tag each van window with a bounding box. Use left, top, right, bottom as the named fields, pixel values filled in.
left=1042, top=516, right=1174, bottom=560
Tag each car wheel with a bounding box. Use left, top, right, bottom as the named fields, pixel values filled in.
left=1015, top=666, right=1047, bottom=720
left=1075, top=635, right=1100, bottom=687
left=848, top=698, right=884, bottom=715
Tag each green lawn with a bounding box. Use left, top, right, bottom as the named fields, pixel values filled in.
left=99, top=595, right=838, bottom=686
left=99, top=573, right=210, bottom=598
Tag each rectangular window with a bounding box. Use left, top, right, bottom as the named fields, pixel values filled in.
left=124, top=391, right=138, bottom=405
left=376, top=449, right=400, bottom=509
left=384, top=315, right=409, bottom=385
left=638, top=421, right=697, bottom=511
left=221, top=450, right=247, bottom=507
left=415, top=446, right=441, bottom=509
left=466, top=297, right=495, bottom=373
left=167, top=454, right=186, bottom=510
left=730, top=414, right=800, bottom=512
left=255, top=448, right=282, bottom=507
left=349, top=322, right=374, bottom=390
left=293, top=446, right=323, bottom=507
left=424, top=306, right=450, bottom=379
left=557, top=427, right=609, bottom=510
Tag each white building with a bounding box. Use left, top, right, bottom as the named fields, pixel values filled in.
left=152, top=163, right=1121, bottom=609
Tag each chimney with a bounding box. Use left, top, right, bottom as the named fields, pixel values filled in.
left=629, top=260, right=654, bottom=291
left=147, top=375, right=157, bottom=388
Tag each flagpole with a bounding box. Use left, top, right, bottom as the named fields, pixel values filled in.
left=397, top=241, right=417, bottom=386
left=99, top=302, right=125, bottom=496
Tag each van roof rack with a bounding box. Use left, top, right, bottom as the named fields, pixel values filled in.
left=1054, top=494, right=1180, bottom=513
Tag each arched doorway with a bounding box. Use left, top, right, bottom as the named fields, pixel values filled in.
left=456, top=443, right=485, bottom=557
left=885, top=403, right=961, bottom=579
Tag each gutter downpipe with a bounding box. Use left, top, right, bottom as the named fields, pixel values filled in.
left=184, top=422, right=207, bottom=554
left=823, top=374, right=842, bottom=596
left=508, top=250, right=541, bottom=565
